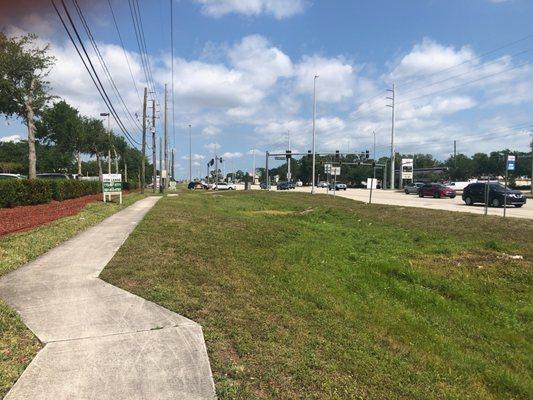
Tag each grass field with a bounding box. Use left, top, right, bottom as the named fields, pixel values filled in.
left=0, top=193, right=147, bottom=398
left=101, top=191, right=533, bottom=399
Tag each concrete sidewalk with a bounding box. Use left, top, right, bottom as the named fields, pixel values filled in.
left=0, top=196, right=216, bottom=400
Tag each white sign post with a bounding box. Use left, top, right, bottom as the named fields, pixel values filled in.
left=102, top=174, right=122, bottom=204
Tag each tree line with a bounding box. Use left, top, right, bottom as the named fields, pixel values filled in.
left=0, top=32, right=150, bottom=182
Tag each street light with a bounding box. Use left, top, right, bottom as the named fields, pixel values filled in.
left=311, top=75, right=319, bottom=194
left=100, top=112, right=111, bottom=174
left=188, top=124, right=192, bottom=182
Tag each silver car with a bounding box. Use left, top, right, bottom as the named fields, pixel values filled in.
left=404, top=182, right=424, bottom=194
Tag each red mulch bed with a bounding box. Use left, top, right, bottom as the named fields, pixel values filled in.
left=0, top=194, right=103, bottom=237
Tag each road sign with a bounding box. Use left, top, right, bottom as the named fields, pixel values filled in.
left=102, top=174, right=122, bottom=204
left=507, top=155, right=516, bottom=171
left=275, top=157, right=285, bottom=161
left=324, top=163, right=332, bottom=173
left=401, top=158, right=413, bottom=179
left=331, top=167, right=341, bottom=175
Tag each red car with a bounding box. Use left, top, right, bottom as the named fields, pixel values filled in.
left=418, top=183, right=456, bottom=199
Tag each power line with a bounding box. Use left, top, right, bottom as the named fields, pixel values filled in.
left=106, top=0, right=143, bottom=108
left=396, top=33, right=533, bottom=88
left=51, top=0, right=139, bottom=147
left=170, top=0, right=176, bottom=149
left=71, top=0, right=142, bottom=135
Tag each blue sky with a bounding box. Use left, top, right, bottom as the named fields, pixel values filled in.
left=1, top=0, right=532, bottom=178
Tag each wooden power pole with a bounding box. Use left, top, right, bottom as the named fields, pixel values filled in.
left=152, top=99, right=157, bottom=194
left=141, top=87, right=147, bottom=194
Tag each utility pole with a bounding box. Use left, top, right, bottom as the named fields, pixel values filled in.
left=214, top=145, right=219, bottom=188
left=387, top=83, right=395, bottom=190
left=151, top=99, right=157, bottom=194
left=171, top=148, right=175, bottom=180
left=99, top=113, right=111, bottom=175
left=159, top=136, right=163, bottom=193
left=252, top=148, right=256, bottom=184
left=530, top=132, right=533, bottom=196
left=453, top=140, right=457, bottom=165
left=163, top=84, right=168, bottom=189
left=311, top=75, right=319, bottom=194
left=287, top=130, right=291, bottom=181
left=189, top=124, right=192, bottom=182
left=141, top=87, right=147, bottom=194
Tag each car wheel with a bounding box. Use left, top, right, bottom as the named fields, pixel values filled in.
left=492, top=198, right=500, bottom=207
left=405, top=189, right=409, bottom=194
left=434, top=192, right=440, bottom=198
left=418, top=192, right=423, bottom=197
left=515, top=204, right=523, bottom=208
left=450, top=195, right=456, bottom=199
left=464, top=196, right=473, bottom=206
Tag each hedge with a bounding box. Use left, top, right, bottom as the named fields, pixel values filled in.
left=0, top=180, right=101, bottom=208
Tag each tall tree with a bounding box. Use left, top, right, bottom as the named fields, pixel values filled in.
left=83, top=117, right=108, bottom=181
left=36, top=100, right=83, bottom=173
left=0, top=32, right=55, bottom=178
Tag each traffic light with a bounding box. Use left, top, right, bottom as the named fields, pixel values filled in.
left=335, top=150, right=340, bottom=161
left=219, top=157, right=223, bottom=163
left=365, top=150, right=370, bottom=159
left=286, top=150, right=292, bottom=159
left=307, top=150, right=312, bottom=158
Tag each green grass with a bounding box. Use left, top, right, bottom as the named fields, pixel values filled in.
left=101, top=191, right=533, bottom=400
left=0, top=193, right=148, bottom=398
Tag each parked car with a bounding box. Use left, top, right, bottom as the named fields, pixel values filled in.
left=296, top=180, right=303, bottom=187
left=329, top=182, right=347, bottom=190
left=188, top=181, right=207, bottom=190
left=0, top=173, right=25, bottom=180
left=260, top=182, right=270, bottom=190
left=277, top=181, right=293, bottom=190
left=36, top=173, right=70, bottom=180
left=462, top=182, right=526, bottom=208
left=404, top=182, right=424, bottom=194
left=318, top=181, right=329, bottom=188
left=418, top=183, right=456, bottom=198
left=213, top=182, right=235, bottom=190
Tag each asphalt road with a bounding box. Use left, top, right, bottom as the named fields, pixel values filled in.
left=247, top=185, right=533, bottom=220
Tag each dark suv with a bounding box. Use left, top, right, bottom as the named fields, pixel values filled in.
left=462, top=182, right=526, bottom=208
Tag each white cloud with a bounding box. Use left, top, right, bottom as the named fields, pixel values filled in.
left=194, top=0, right=306, bottom=19
left=0, top=135, right=22, bottom=143
left=204, top=142, right=221, bottom=152
left=294, top=55, right=355, bottom=103
left=202, top=126, right=221, bottom=137
left=182, top=153, right=206, bottom=161
left=221, top=151, right=243, bottom=159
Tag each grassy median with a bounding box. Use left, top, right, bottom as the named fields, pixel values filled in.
left=0, top=192, right=147, bottom=398
left=101, top=191, right=532, bottom=399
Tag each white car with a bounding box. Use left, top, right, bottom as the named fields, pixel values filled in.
left=296, top=180, right=303, bottom=187
left=318, top=181, right=329, bottom=188
left=214, top=182, right=236, bottom=190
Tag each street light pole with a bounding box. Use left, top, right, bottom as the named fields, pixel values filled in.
left=188, top=124, right=192, bottom=182
left=311, top=75, right=319, bottom=194
left=287, top=130, right=291, bottom=181
left=387, top=83, right=395, bottom=190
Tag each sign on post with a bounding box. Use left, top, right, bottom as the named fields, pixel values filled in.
left=507, top=155, right=516, bottom=171
left=324, top=163, right=332, bottom=173
left=401, top=158, right=413, bottom=180
left=102, top=174, right=122, bottom=204
left=331, top=167, right=341, bottom=176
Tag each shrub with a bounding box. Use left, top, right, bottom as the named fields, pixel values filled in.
left=49, top=180, right=100, bottom=201
left=0, top=179, right=100, bottom=208
left=0, top=180, right=52, bottom=208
